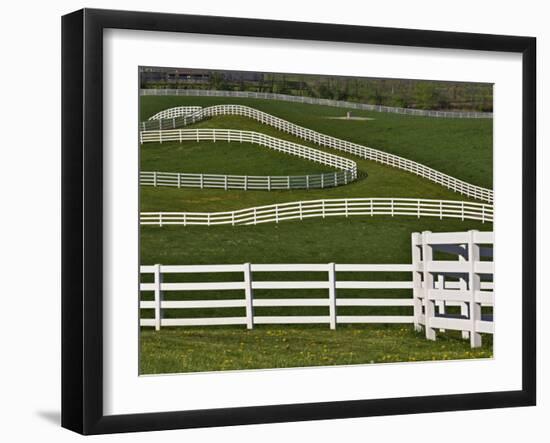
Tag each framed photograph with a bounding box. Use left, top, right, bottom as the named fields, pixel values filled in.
left=61, top=8, right=536, bottom=435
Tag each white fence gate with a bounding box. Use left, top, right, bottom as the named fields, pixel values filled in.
left=411, top=230, right=494, bottom=347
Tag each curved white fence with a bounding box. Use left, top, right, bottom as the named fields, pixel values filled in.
left=140, top=198, right=493, bottom=226
left=140, top=89, right=493, bottom=119
left=140, top=128, right=358, bottom=179
left=140, top=170, right=353, bottom=190
left=141, top=105, right=493, bottom=203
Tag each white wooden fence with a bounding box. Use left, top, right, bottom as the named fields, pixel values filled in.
left=140, top=105, right=493, bottom=202
left=140, top=89, right=493, bottom=119
left=139, top=231, right=494, bottom=348
left=140, top=198, right=494, bottom=226
left=411, top=230, right=494, bottom=347
left=140, top=128, right=358, bottom=180
left=139, top=263, right=416, bottom=330
left=140, top=170, right=353, bottom=190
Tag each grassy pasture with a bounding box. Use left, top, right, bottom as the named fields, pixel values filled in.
left=138, top=96, right=494, bottom=374
left=140, top=96, right=493, bottom=188
left=140, top=325, right=492, bottom=374
left=141, top=140, right=336, bottom=176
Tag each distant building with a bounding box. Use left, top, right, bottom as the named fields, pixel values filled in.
left=140, top=67, right=210, bottom=84
left=140, top=67, right=263, bottom=86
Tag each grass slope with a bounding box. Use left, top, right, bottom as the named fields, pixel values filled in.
left=138, top=98, right=494, bottom=374
left=141, top=140, right=336, bottom=175
left=141, top=217, right=490, bottom=265
left=140, top=96, right=493, bottom=188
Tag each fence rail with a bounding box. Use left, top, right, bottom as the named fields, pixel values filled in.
left=140, top=170, right=353, bottom=190
left=140, top=128, right=358, bottom=180
left=141, top=105, right=492, bottom=202
left=140, top=198, right=494, bottom=227
left=140, top=89, right=493, bottom=119
left=412, top=230, right=494, bottom=347
left=139, top=263, right=417, bottom=331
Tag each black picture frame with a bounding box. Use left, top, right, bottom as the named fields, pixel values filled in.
left=61, top=8, right=537, bottom=435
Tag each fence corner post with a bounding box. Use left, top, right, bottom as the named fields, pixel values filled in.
left=243, top=263, right=254, bottom=329
left=154, top=264, right=162, bottom=331
left=328, top=262, right=337, bottom=330
left=411, top=232, right=423, bottom=332
left=421, top=231, right=436, bottom=341
left=468, top=230, right=482, bottom=347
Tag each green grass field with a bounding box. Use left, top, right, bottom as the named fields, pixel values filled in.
left=139, top=96, right=494, bottom=374
left=140, top=325, right=492, bottom=374
left=140, top=96, right=493, bottom=188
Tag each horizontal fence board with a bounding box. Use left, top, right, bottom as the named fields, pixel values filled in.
left=252, top=281, right=329, bottom=289
left=253, top=298, right=329, bottom=307
left=336, top=281, right=413, bottom=289
left=161, top=317, right=248, bottom=326
left=251, top=264, right=329, bottom=272
left=337, top=315, right=414, bottom=323
left=337, top=298, right=414, bottom=307
left=161, top=282, right=246, bottom=291
left=335, top=264, right=413, bottom=272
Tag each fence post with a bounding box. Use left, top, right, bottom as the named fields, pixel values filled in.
left=244, top=175, right=248, bottom=190
left=306, top=175, right=310, bottom=189
left=200, top=174, right=204, bottom=189
left=153, top=171, right=157, bottom=187
left=328, top=262, right=337, bottom=330
left=268, top=176, right=271, bottom=191
left=159, top=213, right=163, bottom=228
left=243, top=263, right=254, bottom=329
left=154, top=264, right=162, bottom=331
left=421, top=231, right=436, bottom=340
left=411, top=233, right=423, bottom=332
left=468, top=230, right=482, bottom=347
left=334, top=171, right=338, bottom=187
left=177, top=173, right=181, bottom=188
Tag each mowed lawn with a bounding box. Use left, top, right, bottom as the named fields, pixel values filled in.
left=141, top=140, right=336, bottom=176
left=140, top=136, right=484, bottom=212
left=140, top=96, right=493, bottom=189
left=138, top=97, right=494, bottom=374
left=140, top=325, right=492, bottom=374
left=139, top=218, right=493, bottom=374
